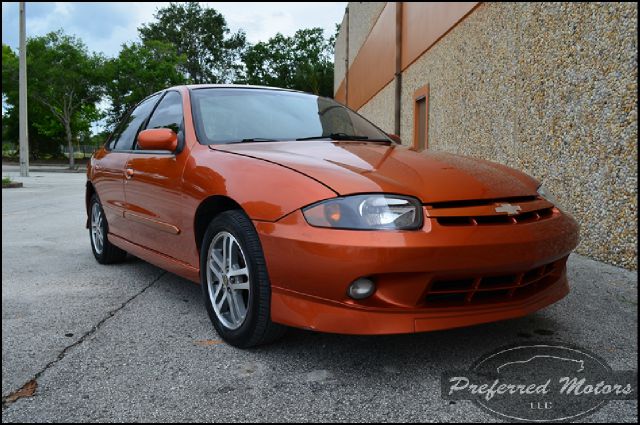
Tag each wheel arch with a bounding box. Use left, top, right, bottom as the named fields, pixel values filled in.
left=194, top=195, right=245, bottom=254
left=85, top=181, right=96, bottom=229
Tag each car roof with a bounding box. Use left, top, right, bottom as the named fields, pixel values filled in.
left=139, top=84, right=315, bottom=112
left=170, top=83, right=307, bottom=94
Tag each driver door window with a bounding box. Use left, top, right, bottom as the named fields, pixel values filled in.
left=135, top=91, right=184, bottom=150
left=110, top=94, right=160, bottom=151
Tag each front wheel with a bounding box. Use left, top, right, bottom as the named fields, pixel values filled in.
left=200, top=210, right=286, bottom=348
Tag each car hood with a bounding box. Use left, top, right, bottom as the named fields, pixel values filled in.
left=210, top=141, right=540, bottom=203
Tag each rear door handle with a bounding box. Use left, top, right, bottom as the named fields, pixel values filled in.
left=125, top=168, right=134, bottom=179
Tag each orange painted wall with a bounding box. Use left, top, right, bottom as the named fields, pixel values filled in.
left=345, top=2, right=397, bottom=109
left=335, top=2, right=479, bottom=110
left=401, top=2, right=478, bottom=69
left=335, top=79, right=347, bottom=104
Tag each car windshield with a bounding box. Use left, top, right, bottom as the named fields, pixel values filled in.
left=190, top=88, right=391, bottom=144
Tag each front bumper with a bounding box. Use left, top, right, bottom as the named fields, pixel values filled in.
left=254, top=207, right=579, bottom=335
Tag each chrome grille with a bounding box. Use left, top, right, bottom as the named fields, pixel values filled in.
left=426, top=197, right=555, bottom=226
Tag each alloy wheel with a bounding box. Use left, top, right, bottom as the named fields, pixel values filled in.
left=206, top=231, right=251, bottom=330
left=91, top=202, right=104, bottom=255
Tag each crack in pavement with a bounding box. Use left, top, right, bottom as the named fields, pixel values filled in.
left=1, top=270, right=167, bottom=409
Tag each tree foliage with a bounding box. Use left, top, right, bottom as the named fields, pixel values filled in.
left=28, top=32, right=102, bottom=166
left=2, top=37, right=101, bottom=162
left=104, top=40, right=187, bottom=127
left=1, top=44, right=19, bottom=93
left=2, top=6, right=339, bottom=160
left=242, top=28, right=335, bottom=96
left=138, top=2, right=246, bottom=84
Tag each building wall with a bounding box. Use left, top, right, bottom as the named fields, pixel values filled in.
left=333, top=11, right=349, bottom=92
left=347, top=2, right=386, bottom=67
left=333, top=2, right=386, bottom=103
left=359, top=80, right=395, bottom=133
left=335, top=2, right=638, bottom=270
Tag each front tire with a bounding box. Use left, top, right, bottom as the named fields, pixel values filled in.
left=200, top=210, right=286, bottom=348
left=89, top=194, right=127, bottom=264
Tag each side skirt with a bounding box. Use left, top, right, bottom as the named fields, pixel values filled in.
left=108, top=233, right=200, bottom=283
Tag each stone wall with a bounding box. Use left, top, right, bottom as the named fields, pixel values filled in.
left=333, top=11, right=349, bottom=91
left=347, top=2, right=386, bottom=66
left=358, top=80, right=395, bottom=133
left=357, top=2, right=638, bottom=269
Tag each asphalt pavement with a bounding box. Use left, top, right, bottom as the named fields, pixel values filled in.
left=1, top=171, right=637, bottom=422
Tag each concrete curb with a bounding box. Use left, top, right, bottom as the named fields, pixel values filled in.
left=2, top=164, right=87, bottom=174
left=2, top=182, right=23, bottom=189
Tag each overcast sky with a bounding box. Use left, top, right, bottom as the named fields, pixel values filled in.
left=1, top=2, right=347, bottom=56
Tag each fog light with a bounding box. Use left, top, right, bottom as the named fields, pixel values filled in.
left=348, top=278, right=376, bottom=300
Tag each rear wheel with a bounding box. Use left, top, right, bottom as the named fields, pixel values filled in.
left=89, top=194, right=127, bottom=264
left=200, top=210, right=286, bottom=348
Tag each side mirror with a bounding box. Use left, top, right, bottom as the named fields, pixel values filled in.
left=137, top=128, right=178, bottom=151
left=387, top=133, right=401, bottom=144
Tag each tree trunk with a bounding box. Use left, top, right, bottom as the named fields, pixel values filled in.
left=65, top=120, right=75, bottom=169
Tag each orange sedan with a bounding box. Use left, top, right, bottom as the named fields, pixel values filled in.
left=86, top=85, right=579, bottom=347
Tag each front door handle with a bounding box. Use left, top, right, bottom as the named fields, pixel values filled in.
left=125, top=168, right=134, bottom=179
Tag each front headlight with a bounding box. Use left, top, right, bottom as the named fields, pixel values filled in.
left=537, top=184, right=558, bottom=207
left=302, top=194, right=423, bottom=230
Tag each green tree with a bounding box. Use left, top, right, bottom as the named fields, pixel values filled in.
left=138, top=2, right=246, bottom=84
left=242, top=28, right=335, bottom=97
left=1, top=99, right=69, bottom=161
left=3, top=40, right=98, bottom=161
left=2, top=33, right=104, bottom=168
left=2, top=44, right=18, bottom=94
left=2, top=44, right=20, bottom=154
left=104, top=40, right=187, bottom=127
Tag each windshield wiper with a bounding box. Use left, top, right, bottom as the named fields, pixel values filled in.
left=296, top=133, right=389, bottom=142
left=226, top=138, right=281, bottom=144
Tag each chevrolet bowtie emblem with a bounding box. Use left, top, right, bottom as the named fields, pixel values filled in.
left=495, top=203, right=522, bottom=215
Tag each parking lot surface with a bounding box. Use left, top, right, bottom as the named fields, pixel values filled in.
left=2, top=171, right=637, bottom=422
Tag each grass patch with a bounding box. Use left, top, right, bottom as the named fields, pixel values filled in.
left=2, top=175, right=22, bottom=189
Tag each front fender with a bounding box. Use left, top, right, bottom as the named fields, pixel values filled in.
left=182, top=148, right=337, bottom=222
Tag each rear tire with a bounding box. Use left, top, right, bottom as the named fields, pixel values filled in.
left=200, top=210, right=286, bottom=348
left=89, top=194, right=127, bottom=264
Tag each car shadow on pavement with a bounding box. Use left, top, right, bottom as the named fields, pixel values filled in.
left=163, top=268, right=565, bottom=374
